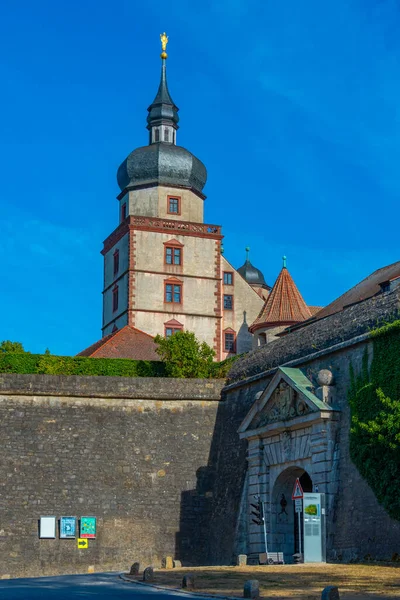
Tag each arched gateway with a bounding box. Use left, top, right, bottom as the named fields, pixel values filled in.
left=271, top=467, right=312, bottom=558
left=238, top=367, right=339, bottom=563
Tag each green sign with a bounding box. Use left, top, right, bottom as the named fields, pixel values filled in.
left=80, top=516, right=96, bottom=538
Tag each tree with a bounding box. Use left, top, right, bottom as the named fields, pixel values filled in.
left=0, top=340, right=27, bottom=353
left=154, top=331, right=215, bottom=378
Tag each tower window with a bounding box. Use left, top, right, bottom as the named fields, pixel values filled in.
left=167, top=196, right=181, bottom=215
left=224, top=294, right=233, bottom=310
left=164, top=319, right=183, bottom=338
left=121, top=203, right=127, bottom=222
left=112, top=285, right=119, bottom=312
left=164, top=128, right=169, bottom=142
left=166, top=327, right=180, bottom=337
left=223, top=272, right=233, bottom=285
left=165, top=325, right=183, bottom=337
left=173, top=130, right=176, bottom=144
left=165, top=282, right=182, bottom=304
left=224, top=331, right=236, bottom=352
left=113, top=249, right=119, bottom=276
left=155, top=128, right=160, bottom=142
left=165, top=246, right=182, bottom=266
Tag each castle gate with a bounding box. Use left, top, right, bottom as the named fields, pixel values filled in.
left=238, top=367, right=339, bottom=563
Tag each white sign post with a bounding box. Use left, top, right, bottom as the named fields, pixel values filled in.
left=292, top=478, right=304, bottom=556
left=295, top=499, right=303, bottom=513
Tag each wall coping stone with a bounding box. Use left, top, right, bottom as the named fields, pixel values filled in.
left=0, top=373, right=225, bottom=401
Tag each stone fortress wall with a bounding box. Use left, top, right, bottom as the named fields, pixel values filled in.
left=208, top=286, right=400, bottom=564
left=1, top=287, right=400, bottom=577
left=0, top=376, right=224, bottom=578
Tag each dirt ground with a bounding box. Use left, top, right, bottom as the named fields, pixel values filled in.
left=127, top=563, right=400, bottom=599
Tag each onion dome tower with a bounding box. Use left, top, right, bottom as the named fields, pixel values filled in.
left=116, top=33, right=207, bottom=198
left=249, top=256, right=312, bottom=346
left=237, top=247, right=271, bottom=299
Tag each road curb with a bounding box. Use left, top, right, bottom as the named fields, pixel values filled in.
left=119, top=573, right=241, bottom=600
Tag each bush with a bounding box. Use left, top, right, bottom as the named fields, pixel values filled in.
left=154, top=331, right=215, bottom=378
left=0, top=340, right=27, bottom=353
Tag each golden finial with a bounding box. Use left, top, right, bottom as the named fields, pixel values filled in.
left=160, top=32, right=168, bottom=59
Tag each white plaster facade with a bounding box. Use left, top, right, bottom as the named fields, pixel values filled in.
left=221, top=256, right=264, bottom=358
left=102, top=184, right=265, bottom=357
left=119, top=185, right=204, bottom=223
left=252, top=325, right=287, bottom=350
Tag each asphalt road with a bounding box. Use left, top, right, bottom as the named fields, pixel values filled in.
left=0, top=572, right=191, bottom=599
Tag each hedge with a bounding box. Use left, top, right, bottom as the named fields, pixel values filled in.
left=0, top=352, right=236, bottom=379
left=0, top=353, right=166, bottom=377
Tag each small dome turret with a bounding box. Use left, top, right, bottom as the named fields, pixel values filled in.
left=237, top=247, right=269, bottom=287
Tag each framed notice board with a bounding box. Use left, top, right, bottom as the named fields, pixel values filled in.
left=80, top=516, right=96, bottom=538
left=39, top=516, right=56, bottom=538
left=60, top=516, right=76, bottom=539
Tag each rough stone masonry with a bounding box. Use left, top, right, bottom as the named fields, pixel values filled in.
left=0, top=375, right=224, bottom=578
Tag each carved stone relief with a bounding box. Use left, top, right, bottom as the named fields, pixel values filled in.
left=253, top=381, right=311, bottom=429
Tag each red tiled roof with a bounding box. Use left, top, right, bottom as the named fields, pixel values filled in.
left=249, top=267, right=312, bottom=332
left=77, top=326, right=160, bottom=361
left=311, top=261, right=400, bottom=321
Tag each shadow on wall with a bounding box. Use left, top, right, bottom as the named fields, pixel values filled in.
left=236, top=311, right=253, bottom=354
left=175, top=377, right=266, bottom=566
left=175, top=466, right=215, bottom=565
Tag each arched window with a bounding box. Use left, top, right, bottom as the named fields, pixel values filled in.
left=164, top=128, right=169, bottom=142
left=154, top=128, right=160, bottom=142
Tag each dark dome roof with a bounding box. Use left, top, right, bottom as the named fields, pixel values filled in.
left=237, top=259, right=267, bottom=286
left=117, top=142, right=207, bottom=195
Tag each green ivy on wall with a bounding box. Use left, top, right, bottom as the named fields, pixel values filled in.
left=349, top=320, right=400, bottom=520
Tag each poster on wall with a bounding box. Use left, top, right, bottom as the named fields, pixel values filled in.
left=80, top=516, right=96, bottom=538
left=39, top=516, right=56, bottom=539
left=60, top=516, right=77, bottom=539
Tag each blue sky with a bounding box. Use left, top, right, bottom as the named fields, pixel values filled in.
left=0, top=0, right=399, bottom=355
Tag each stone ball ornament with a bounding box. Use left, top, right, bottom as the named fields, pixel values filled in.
left=317, top=369, right=334, bottom=387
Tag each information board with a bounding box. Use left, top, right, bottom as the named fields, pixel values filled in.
left=60, top=516, right=76, bottom=539
left=39, top=516, right=56, bottom=539
left=80, top=516, right=96, bottom=538
left=303, top=493, right=326, bottom=562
